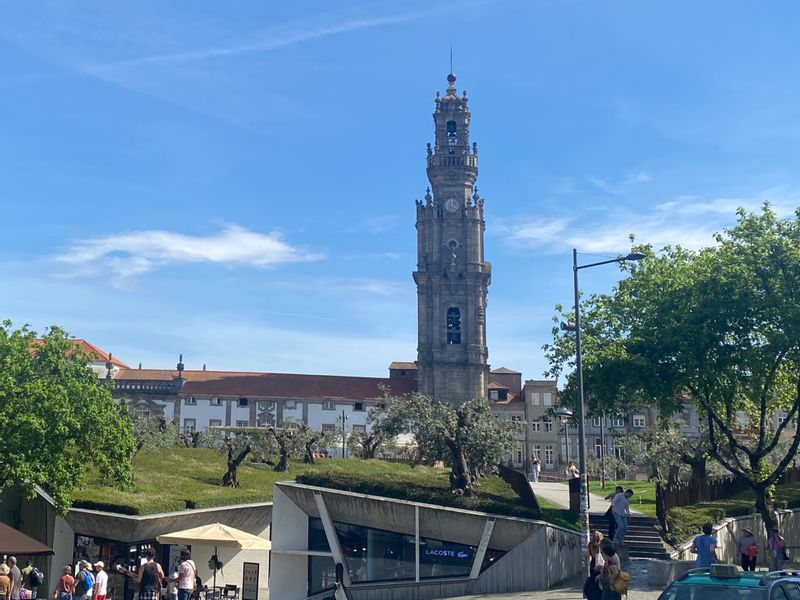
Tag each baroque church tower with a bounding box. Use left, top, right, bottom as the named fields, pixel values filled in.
left=413, top=73, right=491, bottom=404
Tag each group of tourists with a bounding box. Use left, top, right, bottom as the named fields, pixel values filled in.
left=53, top=560, right=106, bottom=600
left=50, top=549, right=201, bottom=600
left=125, top=549, right=199, bottom=600
left=692, top=523, right=790, bottom=571
left=584, top=530, right=628, bottom=600
left=0, top=558, right=44, bottom=600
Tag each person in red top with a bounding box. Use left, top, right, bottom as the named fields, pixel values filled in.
left=51, top=566, right=74, bottom=600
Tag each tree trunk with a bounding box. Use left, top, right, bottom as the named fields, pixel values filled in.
left=447, top=442, right=474, bottom=496
left=222, top=445, right=251, bottom=487
left=667, top=465, right=681, bottom=488
left=754, top=485, right=779, bottom=534
left=275, top=446, right=289, bottom=472
left=303, top=441, right=316, bottom=464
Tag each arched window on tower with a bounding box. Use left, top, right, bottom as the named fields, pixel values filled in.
left=447, top=307, right=461, bottom=344
left=447, top=120, right=457, bottom=153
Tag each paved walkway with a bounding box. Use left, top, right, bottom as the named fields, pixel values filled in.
left=531, top=482, right=643, bottom=515
left=451, top=559, right=661, bottom=600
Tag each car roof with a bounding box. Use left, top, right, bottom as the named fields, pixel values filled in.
left=673, top=572, right=765, bottom=588
left=673, top=569, right=800, bottom=589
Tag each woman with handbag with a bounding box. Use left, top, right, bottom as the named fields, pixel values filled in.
left=584, top=532, right=605, bottom=600
left=596, top=545, right=622, bottom=600
left=769, top=528, right=788, bottom=571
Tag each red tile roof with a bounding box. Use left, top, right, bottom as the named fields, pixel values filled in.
left=114, top=368, right=417, bottom=400
left=33, top=338, right=129, bottom=368
left=389, top=362, right=417, bottom=370
left=488, top=382, right=510, bottom=389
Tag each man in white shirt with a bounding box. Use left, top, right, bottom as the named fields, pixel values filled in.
left=93, top=562, right=108, bottom=600
left=611, top=489, right=634, bottom=544
left=176, top=550, right=196, bottom=600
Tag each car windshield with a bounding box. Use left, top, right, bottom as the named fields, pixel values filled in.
left=661, top=584, right=764, bottom=600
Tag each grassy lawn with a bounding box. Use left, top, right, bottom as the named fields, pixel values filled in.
left=588, top=480, right=657, bottom=518
left=72, top=448, right=578, bottom=530
left=665, top=483, right=800, bottom=546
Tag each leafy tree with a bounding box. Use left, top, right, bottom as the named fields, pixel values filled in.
left=374, top=394, right=518, bottom=496
left=545, top=205, right=800, bottom=531
left=0, top=323, right=135, bottom=513
left=132, top=415, right=181, bottom=456
left=296, top=423, right=335, bottom=464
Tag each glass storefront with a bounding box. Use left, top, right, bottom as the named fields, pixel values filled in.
left=307, top=518, right=505, bottom=595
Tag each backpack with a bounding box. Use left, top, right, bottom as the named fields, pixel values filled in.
left=611, top=570, right=630, bottom=595
left=75, top=570, right=93, bottom=595
left=27, top=568, right=44, bottom=588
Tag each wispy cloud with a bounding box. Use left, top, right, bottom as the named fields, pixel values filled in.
left=494, top=188, right=797, bottom=255
left=588, top=172, right=652, bottom=195
left=55, top=225, right=323, bottom=281
left=81, top=11, right=425, bottom=75
left=274, top=276, right=407, bottom=298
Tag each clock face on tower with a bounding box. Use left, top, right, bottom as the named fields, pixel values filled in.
left=444, top=198, right=460, bottom=213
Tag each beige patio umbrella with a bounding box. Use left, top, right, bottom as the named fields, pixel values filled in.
left=157, top=524, right=270, bottom=590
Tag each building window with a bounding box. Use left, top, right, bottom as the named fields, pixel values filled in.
left=542, top=393, right=552, bottom=406
left=591, top=417, right=601, bottom=428
left=238, top=398, right=249, bottom=408
left=323, top=400, right=335, bottom=410
left=511, top=415, right=523, bottom=423
left=489, top=389, right=499, bottom=400
left=354, top=402, right=365, bottom=412
left=184, top=397, right=196, bottom=406
left=209, top=419, right=222, bottom=427
left=614, top=446, right=624, bottom=460
left=528, top=392, right=540, bottom=405
left=532, top=444, right=541, bottom=458
left=447, top=120, right=458, bottom=151
left=531, top=420, right=541, bottom=432
left=352, top=424, right=366, bottom=434
left=611, top=415, right=625, bottom=427
left=183, top=418, right=196, bottom=433
left=446, top=307, right=461, bottom=344
left=260, top=400, right=275, bottom=410
left=236, top=420, right=250, bottom=428
left=544, top=444, right=554, bottom=467
left=322, top=424, right=336, bottom=433
left=210, top=397, right=222, bottom=406
left=543, top=418, right=553, bottom=432
left=515, top=444, right=523, bottom=465
left=594, top=439, right=604, bottom=458
left=633, top=415, right=646, bottom=428
left=286, top=400, right=297, bottom=410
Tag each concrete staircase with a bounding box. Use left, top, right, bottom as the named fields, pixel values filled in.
left=588, top=513, right=671, bottom=560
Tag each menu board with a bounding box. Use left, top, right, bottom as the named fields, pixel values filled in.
left=242, top=563, right=259, bottom=600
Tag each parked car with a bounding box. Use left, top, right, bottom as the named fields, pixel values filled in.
left=657, top=565, right=800, bottom=600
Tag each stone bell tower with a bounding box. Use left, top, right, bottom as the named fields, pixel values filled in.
left=413, top=73, right=491, bottom=404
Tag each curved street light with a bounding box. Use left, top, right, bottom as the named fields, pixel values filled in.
left=567, top=249, right=644, bottom=573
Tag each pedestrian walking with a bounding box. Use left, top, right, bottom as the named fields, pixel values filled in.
left=7, top=558, right=22, bottom=600
left=531, top=455, right=541, bottom=483
left=93, top=563, right=108, bottom=600
left=596, top=545, right=621, bottom=600
left=0, top=564, right=12, bottom=600
left=127, top=550, right=165, bottom=600
left=23, top=562, right=43, bottom=600
left=72, top=562, right=93, bottom=600
left=769, top=528, right=788, bottom=571
left=52, top=567, right=74, bottom=600
left=737, top=527, right=758, bottom=571
left=611, top=489, right=634, bottom=545
left=691, top=523, right=718, bottom=568
left=584, top=531, right=605, bottom=600
left=604, top=486, right=623, bottom=540
left=176, top=551, right=196, bottom=600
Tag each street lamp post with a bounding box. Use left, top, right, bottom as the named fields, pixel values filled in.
left=339, top=410, right=349, bottom=459
left=554, top=406, right=574, bottom=470
left=565, top=249, right=644, bottom=574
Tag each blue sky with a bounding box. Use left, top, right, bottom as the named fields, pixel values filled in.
left=2, top=1, right=799, bottom=379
